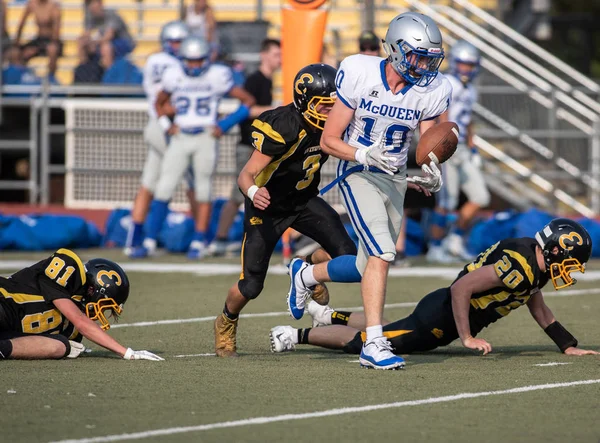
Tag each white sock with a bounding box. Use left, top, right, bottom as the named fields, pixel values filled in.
left=366, top=325, right=383, bottom=342
left=292, top=329, right=299, bottom=345
left=299, top=265, right=319, bottom=288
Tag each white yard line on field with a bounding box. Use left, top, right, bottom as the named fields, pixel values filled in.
left=50, top=379, right=600, bottom=443
left=111, top=287, right=600, bottom=330
left=111, top=289, right=600, bottom=329
left=111, top=302, right=419, bottom=329
left=534, top=362, right=572, bottom=367
left=174, top=353, right=215, bottom=358
left=3, top=260, right=600, bottom=281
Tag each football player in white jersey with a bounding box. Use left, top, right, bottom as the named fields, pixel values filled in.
left=427, top=40, right=490, bottom=263
left=315, top=12, right=452, bottom=369
left=124, top=21, right=190, bottom=256
left=131, top=36, right=255, bottom=259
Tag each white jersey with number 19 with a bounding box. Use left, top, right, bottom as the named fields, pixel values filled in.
left=335, top=54, right=453, bottom=170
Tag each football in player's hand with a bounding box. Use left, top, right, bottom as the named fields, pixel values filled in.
left=416, top=122, right=459, bottom=166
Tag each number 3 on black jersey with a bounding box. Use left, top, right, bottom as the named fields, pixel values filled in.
left=296, top=154, right=321, bottom=190
left=45, top=257, right=76, bottom=287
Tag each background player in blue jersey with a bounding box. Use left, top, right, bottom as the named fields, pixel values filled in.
left=125, top=20, right=192, bottom=256
left=131, top=36, right=255, bottom=260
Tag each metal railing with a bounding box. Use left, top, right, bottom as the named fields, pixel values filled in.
left=403, top=0, right=600, bottom=215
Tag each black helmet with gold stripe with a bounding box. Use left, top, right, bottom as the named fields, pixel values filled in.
left=535, top=218, right=592, bottom=290
left=293, top=63, right=337, bottom=130
left=83, top=258, right=130, bottom=330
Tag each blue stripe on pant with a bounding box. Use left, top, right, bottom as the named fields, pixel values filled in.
left=337, top=160, right=383, bottom=256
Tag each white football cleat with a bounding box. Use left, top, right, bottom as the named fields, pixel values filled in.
left=187, top=240, right=207, bottom=260
left=206, top=240, right=227, bottom=257
left=269, top=325, right=297, bottom=353
left=307, top=300, right=334, bottom=328
left=443, top=233, right=474, bottom=260
left=426, top=244, right=460, bottom=264
left=287, top=258, right=313, bottom=320
left=359, top=336, right=405, bottom=370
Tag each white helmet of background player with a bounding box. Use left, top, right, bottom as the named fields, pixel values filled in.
left=160, top=21, right=190, bottom=57
left=450, top=40, right=481, bottom=84
left=179, top=36, right=211, bottom=77
left=382, top=12, right=445, bottom=87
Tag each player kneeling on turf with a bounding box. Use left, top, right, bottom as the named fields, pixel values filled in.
left=271, top=219, right=598, bottom=359
left=0, top=249, right=163, bottom=361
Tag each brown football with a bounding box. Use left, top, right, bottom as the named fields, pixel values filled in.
left=415, top=122, right=459, bottom=166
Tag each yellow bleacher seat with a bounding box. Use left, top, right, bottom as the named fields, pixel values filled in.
left=6, top=0, right=499, bottom=84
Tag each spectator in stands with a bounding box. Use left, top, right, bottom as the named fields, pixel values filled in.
left=14, top=0, right=62, bottom=79
left=73, top=58, right=104, bottom=84
left=1, top=0, right=10, bottom=51
left=183, top=0, right=216, bottom=43
left=2, top=45, right=42, bottom=97
left=207, top=39, right=281, bottom=256
left=79, top=0, right=134, bottom=69
left=358, top=30, right=380, bottom=56
left=101, top=41, right=143, bottom=87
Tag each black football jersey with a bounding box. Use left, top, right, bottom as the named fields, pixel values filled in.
left=0, top=249, right=87, bottom=341
left=454, top=238, right=549, bottom=332
left=250, top=104, right=327, bottom=213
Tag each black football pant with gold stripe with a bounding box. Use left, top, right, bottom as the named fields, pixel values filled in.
left=238, top=196, right=357, bottom=299
left=343, top=287, right=460, bottom=354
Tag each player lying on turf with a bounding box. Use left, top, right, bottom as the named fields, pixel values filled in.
left=0, top=249, right=163, bottom=361
left=270, top=219, right=599, bottom=358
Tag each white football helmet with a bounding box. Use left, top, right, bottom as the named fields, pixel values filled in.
left=179, top=36, right=211, bottom=77
left=450, top=40, right=481, bottom=83
left=160, top=21, right=189, bottom=57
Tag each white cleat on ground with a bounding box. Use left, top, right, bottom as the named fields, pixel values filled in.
left=426, top=244, right=460, bottom=264
left=443, top=233, right=475, bottom=261
left=269, top=325, right=296, bottom=353
left=359, top=336, right=405, bottom=370
left=307, top=300, right=334, bottom=328
left=187, top=240, right=207, bottom=260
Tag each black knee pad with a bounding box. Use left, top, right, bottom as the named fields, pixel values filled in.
left=238, top=279, right=264, bottom=300
left=46, top=334, right=71, bottom=358
left=0, top=339, right=13, bottom=359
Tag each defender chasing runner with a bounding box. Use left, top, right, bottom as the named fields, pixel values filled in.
left=214, top=64, right=359, bottom=357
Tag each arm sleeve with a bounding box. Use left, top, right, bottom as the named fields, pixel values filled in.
left=421, top=77, right=453, bottom=121
left=335, top=56, right=361, bottom=110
